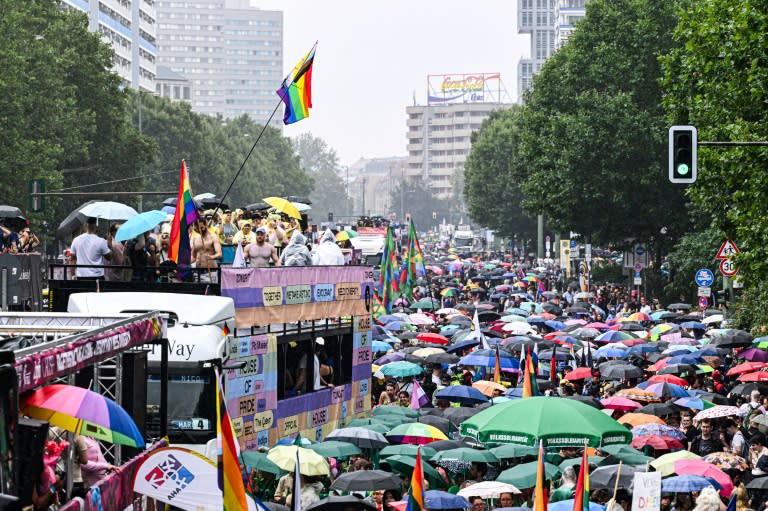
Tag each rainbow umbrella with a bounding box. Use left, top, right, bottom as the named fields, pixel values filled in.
left=21, top=384, right=145, bottom=448
left=386, top=423, right=448, bottom=445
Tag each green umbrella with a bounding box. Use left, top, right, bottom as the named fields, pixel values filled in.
left=381, top=444, right=437, bottom=459
left=354, top=423, right=391, bottom=435
left=241, top=451, right=284, bottom=475
left=381, top=454, right=446, bottom=488
left=372, top=405, right=420, bottom=419
left=559, top=456, right=605, bottom=471
left=348, top=417, right=405, bottom=428
left=496, top=460, right=560, bottom=489
left=460, top=397, right=633, bottom=448
left=375, top=361, right=424, bottom=378
left=598, top=445, right=655, bottom=466
left=489, top=444, right=538, bottom=459
left=431, top=448, right=499, bottom=464
left=411, top=299, right=439, bottom=310
left=308, top=440, right=362, bottom=458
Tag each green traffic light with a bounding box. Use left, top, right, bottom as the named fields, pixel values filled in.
left=677, top=163, right=689, bottom=175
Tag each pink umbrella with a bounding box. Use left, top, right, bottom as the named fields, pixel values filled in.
left=600, top=396, right=643, bottom=412
left=674, top=459, right=734, bottom=497
left=739, top=348, right=768, bottom=362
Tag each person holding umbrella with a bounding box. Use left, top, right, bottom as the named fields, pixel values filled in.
left=70, top=217, right=111, bottom=280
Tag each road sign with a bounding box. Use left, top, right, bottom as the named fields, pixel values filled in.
left=698, top=296, right=709, bottom=309
left=719, top=259, right=738, bottom=277
left=633, top=271, right=642, bottom=286
left=633, top=262, right=643, bottom=272
left=715, top=240, right=740, bottom=260
left=697, top=286, right=711, bottom=297
left=694, top=268, right=715, bottom=287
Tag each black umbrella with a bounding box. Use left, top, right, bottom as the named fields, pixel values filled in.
left=601, top=364, right=643, bottom=380
left=590, top=464, right=640, bottom=490
left=441, top=407, right=480, bottom=426
left=306, top=496, right=376, bottom=511
left=746, top=477, right=768, bottom=490
left=246, top=202, right=270, bottom=211
left=566, top=395, right=604, bottom=409
left=0, top=205, right=23, bottom=218
left=636, top=403, right=678, bottom=417
left=537, top=349, right=573, bottom=362
left=712, top=329, right=753, bottom=347
left=478, top=311, right=501, bottom=322
left=55, top=201, right=99, bottom=239
left=690, top=391, right=730, bottom=405
left=329, top=470, right=402, bottom=492
left=417, top=415, right=451, bottom=435
left=199, top=197, right=228, bottom=211
left=425, top=352, right=460, bottom=365
left=618, top=322, right=645, bottom=331
left=542, top=303, right=563, bottom=315
left=265, top=503, right=290, bottom=511
left=456, top=304, right=476, bottom=313
left=450, top=316, right=472, bottom=325
left=657, top=364, right=698, bottom=375
left=425, top=439, right=470, bottom=452
left=730, top=383, right=768, bottom=398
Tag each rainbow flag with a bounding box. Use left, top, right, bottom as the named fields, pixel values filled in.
left=378, top=226, right=400, bottom=313
left=401, top=219, right=426, bottom=301
left=493, top=346, right=502, bottom=384
left=406, top=447, right=426, bottom=511
left=534, top=440, right=548, bottom=511
left=215, top=368, right=248, bottom=511
left=573, top=447, right=590, bottom=511
left=168, top=160, right=198, bottom=280
left=522, top=347, right=540, bottom=398
left=277, top=42, right=316, bottom=125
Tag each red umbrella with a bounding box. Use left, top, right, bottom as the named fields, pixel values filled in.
left=727, top=362, right=768, bottom=377
left=648, top=374, right=688, bottom=386
left=416, top=332, right=449, bottom=345
left=648, top=359, right=670, bottom=372
left=674, top=459, right=734, bottom=497
left=630, top=435, right=684, bottom=450
left=601, top=397, right=643, bottom=412
left=564, top=367, right=594, bottom=381
left=738, top=371, right=768, bottom=382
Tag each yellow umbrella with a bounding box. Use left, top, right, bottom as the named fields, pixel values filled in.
left=650, top=450, right=701, bottom=476
left=336, top=231, right=350, bottom=241
left=266, top=445, right=330, bottom=475
left=263, top=197, right=301, bottom=220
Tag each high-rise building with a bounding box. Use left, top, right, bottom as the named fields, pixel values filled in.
left=406, top=73, right=512, bottom=199
left=155, top=0, right=283, bottom=125
left=556, top=0, right=588, bottom=48
left=61, top=0, right=158, bottom=92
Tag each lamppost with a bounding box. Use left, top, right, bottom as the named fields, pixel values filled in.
left=361, top=177, right=367, bottom=216
left=400, top=167, right=405, bottom=221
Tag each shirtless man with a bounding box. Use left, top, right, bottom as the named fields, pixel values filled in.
left=191, top=217, right=222, bottom=281
left=245, top=226, right=279, bottom=267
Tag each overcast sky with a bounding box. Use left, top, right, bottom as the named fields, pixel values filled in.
left=251, top=0, right=531, bottom=167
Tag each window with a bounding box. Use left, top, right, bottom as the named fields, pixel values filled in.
left=277, top=332, right=352, bottom=400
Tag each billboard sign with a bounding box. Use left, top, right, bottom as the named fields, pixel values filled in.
left=427, top=73, right=503, bottom=104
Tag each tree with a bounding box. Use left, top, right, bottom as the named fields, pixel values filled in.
left=463, top=107, right=537, bottom=240
left=291, top=133, right=351, bottom=223
left=389, top=177, right=450, bottom=232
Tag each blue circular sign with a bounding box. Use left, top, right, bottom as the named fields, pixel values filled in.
left=635, top=244, right=645, bottom=256
left=695, top=268, right=715, bottom=287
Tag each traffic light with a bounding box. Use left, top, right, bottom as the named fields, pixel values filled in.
left=668, top=125, right=697, bottom=183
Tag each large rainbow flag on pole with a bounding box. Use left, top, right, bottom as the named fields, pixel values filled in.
left=168, top=160, right=198, bottom=280
left=521, top=346, right=540, bottom=398
left=534, top=440, right=548, bottom=511
left=378, top=225, right=400, bottom=314
left=400, top=219, right=426, bottom=301
left=277, top=42, right=316, bottom=125
left=215, top=368, right=248, bottom=511
left=573, top=446, right=590, bottom=511
left=405, top=447, right=426, bottom=511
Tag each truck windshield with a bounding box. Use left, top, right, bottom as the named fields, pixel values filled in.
left=146, top=371, right=215, bottom=436
left=454, top=238, right=473, bottom=247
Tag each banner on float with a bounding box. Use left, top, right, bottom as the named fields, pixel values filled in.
left=631, top=471, right=662, bottom=511
left=221, top=266, right=374, bottom=327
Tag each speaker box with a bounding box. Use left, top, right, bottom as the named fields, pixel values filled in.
left=14, top=418, right=49, bottom=508
left=121, top=351, right=147, bottom=459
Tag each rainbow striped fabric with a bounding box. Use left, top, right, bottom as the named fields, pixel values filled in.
left=378, top=225, right=400, bottom=314
left=573, top=447, right=590, bottom=511
left=215, top=368, right=248, bottom=511
left=277, top=42, right=316, bottom=124
left=522, top=347, right=540, bottom=398
left=534, top=440, right=548, bottom=511
left=401, top=219, right=426, bottom=301
left=406, top=447, right=426, bottom=511
left=168, top=160, right=198, bottom=279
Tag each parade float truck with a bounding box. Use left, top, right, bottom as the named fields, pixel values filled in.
left=349, top=227, right=388, bottom=267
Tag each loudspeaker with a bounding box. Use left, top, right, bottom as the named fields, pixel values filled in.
left=14, top=418, right=49, bottom=508
left=121, top=351, right=147, bottom=459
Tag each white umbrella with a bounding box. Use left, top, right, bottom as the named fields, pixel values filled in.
left=502, top=322, right=536, bottom=335
left=194, top=192, right=216, bottom=201
left=292, top=202, right=311, bottom=212
left=409, top=313, right=435, bottom=326
left=703, top=314, right=724, bottom=325
left=80, top=201, right=138, bottom=220
left=457, top=481, right=520, bottom=498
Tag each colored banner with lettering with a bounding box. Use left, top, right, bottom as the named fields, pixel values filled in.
left=14, top=315, right=166, bottom=393
left=221, top=266, right=374, bottom=327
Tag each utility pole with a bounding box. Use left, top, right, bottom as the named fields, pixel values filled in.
left=400, top=167, right=405, bottom=221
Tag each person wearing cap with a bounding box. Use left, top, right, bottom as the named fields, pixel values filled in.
left=216, top=210, right=237, bottom=245
left=245, top=226, right=279, bottom=267
left=69, top=217, right=111, bottom=280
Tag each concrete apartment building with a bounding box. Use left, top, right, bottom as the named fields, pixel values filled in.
left=155, top=0, right=283, bottom=125
left=346, top=157, right=408, bottom=217
left=61, top=0, right=158, bottom=92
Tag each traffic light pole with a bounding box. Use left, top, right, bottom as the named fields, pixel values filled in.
left=698, top=141, right=768, bottom=146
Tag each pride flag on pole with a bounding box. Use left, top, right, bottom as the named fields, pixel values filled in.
left=168, top=160, right=198, bottom=280
left=378, top=226, right=400, bottom=314
left=215, top=368, right=248, bottom=511
left=573, top=447, right=590, bottom=511
left=534, top=440, right=548, bottom=511
left=493, top=346, right=502, bottom=384
left=277, top=42, right=316, bottom=125
left=522, top=346, right=540, bottom=398
left=405, top=447, right=426, bottom=511
left=401, top=219, right=426, bottom=301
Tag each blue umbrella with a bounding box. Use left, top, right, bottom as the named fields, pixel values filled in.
left=460, top=349, right=519, bottom=369
left=372, top=340, right=392, bottom=353
left=645, top=382, right=689, bottom=399
left=384, top=321, right=407, bottom=331
left=661, top=475, right=721, bottom=493
left=595, top=346, right=628, bottom=358
left=435, top=386, right=489, bottom=406
left=665, top=354, right=704, bottom=365
left=505, top=387, right=525, bottom=399
left=681, top=321, right=707, bottom=330
left=115, top=210, right=168, bottom=242
left=161, top=205, right=176, bottom=214
left=446, top=338, right=481, bottom=354
left=544, top=320, right=567, bottom=331
left=673, top=397, right=712, bottom=410
left=374, top=352, right=405, bottom=365
left=549, top=500, right=605, bottom=511
left=425, top=490, right=471, bottom=510
left=379, top=315, right=402, bottom=324
left=627, top=345, right=659, bottom=355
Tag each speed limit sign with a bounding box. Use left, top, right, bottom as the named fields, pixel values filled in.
left=719, top=259, right=738, bottom=277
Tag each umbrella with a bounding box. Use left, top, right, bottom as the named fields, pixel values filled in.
left=564, top=367, right=594, bottom=381
left=56, top=201, right=97, bottom=239
left=457, top=481, right=521, bottom=499
left=0, top=205, right=23, bottom=218
left=381, top=456, right=447, bottom=488
left=712, top=329, right=753, bottom=348
left=635, top=402, right=679, bottom=418
left=589, top=464, right=639, bottom=490
left=327, top=427, right=389, bottom=449
left=566, top=396, right=604, bottom=409
left=738, top=371, right=768, bottom=383
left=598, top=445, right=654, bottom=466
left=472, top=381, right=507, bottom=397
left=376, top=361, right=424, bottom=378
left=702, top=452, right=749, bottom=472
left=115, top=210, right=168, bottom=242
left=330, top=470, right=402, bottom=491
left=412, top=347, right=445, bottom=358
left=693, top=406, right=741, bottom=423
left=263, top=197, right=301, bottom=219
left=496, top=460, right=560, bottom=489
left=21, top=384, right=144, bottom=448
left=372, top=406, right=420, bottom=419
left=386, top=423, right=448, bottom=445
left=631, top=424, right=686, bottom=441
left=381, top=444, right=437, bottom=459
left=600, top=397, right=641, bottom=412
left=647, top=374, right=688, bottom=386
left=424, top=490, right=471, bottom=510
left=435, top=386, right=489, bottom=406
left=306, top=496, right=376, bottom=511
left=729, top=383, right=768, bottom=398
left=601, top=364, right=642, bottom=379
left=307, top=440, right=362, bottom=458
left=266, top=445, right=329, bottom=475
left=411, top=299, right=439, bottom=310
left=425, top=352, right=460, bottom=365
left=615, top=389, right=660, bottom=403
left=80, top=201, right=138, bottom=220
left=673, top=397, right=716, bottom=410
left=650, top=451, right=701, bottom=476
left=643, top=383, right=689, bottom=399
left=617, top=413, right=665, bottom=427
left=240, top=451, right=284, bottom=475
left=548, top=500, right=605, bottom=511
left=661, top=475, right=721, bottom=493
left=424, top=439, right=470, bottom=452
left=410, top=314, right=436, bottom=326
left=489, top=444, right=538, bottom=460
left=417, top=333, right=449, bottom=345
left=738, top=348, right=768, bottom=362
left=460, top=349, right=519, bottom=369
left=630, top=435, right=684, bottom=450
left=674, top=459, right=734, bottom=497
left=417, top=415, right=452, bottom=436
left=431, top=448, right=499, bottom=464
left=460, top=396, right=633, bottom=447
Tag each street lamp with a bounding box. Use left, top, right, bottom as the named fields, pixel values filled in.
left=400, top=167, right=405, bottom=221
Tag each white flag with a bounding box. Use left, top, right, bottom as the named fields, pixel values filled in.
left=232, top=242, right=246, bottom=268
left=466, top=309, right=490, bottom=349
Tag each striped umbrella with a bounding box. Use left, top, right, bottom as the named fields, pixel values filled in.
left=631, top=424, right=687, bottom=441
